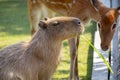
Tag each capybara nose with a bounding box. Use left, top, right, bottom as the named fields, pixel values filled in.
left=101, top=44, right=109, bottom=51
left=73, top=18, right=81, bottom=25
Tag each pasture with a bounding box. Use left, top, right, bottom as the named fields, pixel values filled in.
left=0, top=0, right=97, bottom=80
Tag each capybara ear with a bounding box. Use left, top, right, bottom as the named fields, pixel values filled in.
left=117, top=6, right=120, bottom=14
left=39, top=21, right=47, bottom=29
left=44, top=17, right=49, bottom=21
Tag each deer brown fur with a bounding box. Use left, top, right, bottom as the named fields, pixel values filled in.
left=28, top=0, right=100, bottom=34
left=92, top=0, right=120, bottom=51
left=0, top=17, right=83, bottom=80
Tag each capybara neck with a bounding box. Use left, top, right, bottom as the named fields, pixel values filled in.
left=25, top=29, right=62, bottom=62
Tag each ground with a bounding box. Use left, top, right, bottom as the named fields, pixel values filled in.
left=0, top=0, right=97, bottom=80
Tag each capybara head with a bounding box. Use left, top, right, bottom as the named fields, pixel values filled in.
left=38, top=17, right=83, bottom=40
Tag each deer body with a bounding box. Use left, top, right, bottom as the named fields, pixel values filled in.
left=28, top=0, right=100, bottom=34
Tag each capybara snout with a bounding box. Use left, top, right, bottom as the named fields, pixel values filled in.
left=72, top=18, right=81, bottom=26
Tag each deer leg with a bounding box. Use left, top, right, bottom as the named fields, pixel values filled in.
left=28, top=5, right=56, bottom=35
left=30, top=8, right=42, bottom=35
left=69, top=36, right=79, bottom=80
left=41, top=5, right=56, bottom=18
left=28, top=1, right=42, bottom=35
left=74, top=36, right=79, bottom=80
left=74, top=54, right=79, bottom=80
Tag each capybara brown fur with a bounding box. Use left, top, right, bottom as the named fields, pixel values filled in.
left=0, top=17, right=83, bottom=80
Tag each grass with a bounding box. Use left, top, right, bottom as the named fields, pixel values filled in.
left=0, top=0, right=97, bottom=80
left=0, top=0, right=30, bottom=48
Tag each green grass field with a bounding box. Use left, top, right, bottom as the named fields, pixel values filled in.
left=0, top=0, right=97, bottom=80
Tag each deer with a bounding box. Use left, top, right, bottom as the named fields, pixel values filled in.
left=92, top=0, right=120, bottom=51
left=28, top=0, right=100, bottom=80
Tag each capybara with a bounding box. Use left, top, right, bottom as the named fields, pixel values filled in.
left=0, top=17, right=83, bottom=80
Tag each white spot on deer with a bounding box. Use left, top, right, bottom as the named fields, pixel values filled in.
left=68, top=3, right=72, bottom=8
left=73, top=0, right=76, bottom=4
left=57, top=2, right=62, bottom=5
left=32, top=0, right=36, bottom=4
left=63, top=3, right=67, bottom=7
left=50, top=2, right=57, bottom=4
left=50, top=1, right=63, bottom=5
left=46, top=0, right=49, bottom=2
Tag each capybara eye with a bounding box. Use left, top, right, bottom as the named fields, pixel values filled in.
left=112, top=24, right=116, bottom=30
left=52, top=21, right=60, bottom=26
